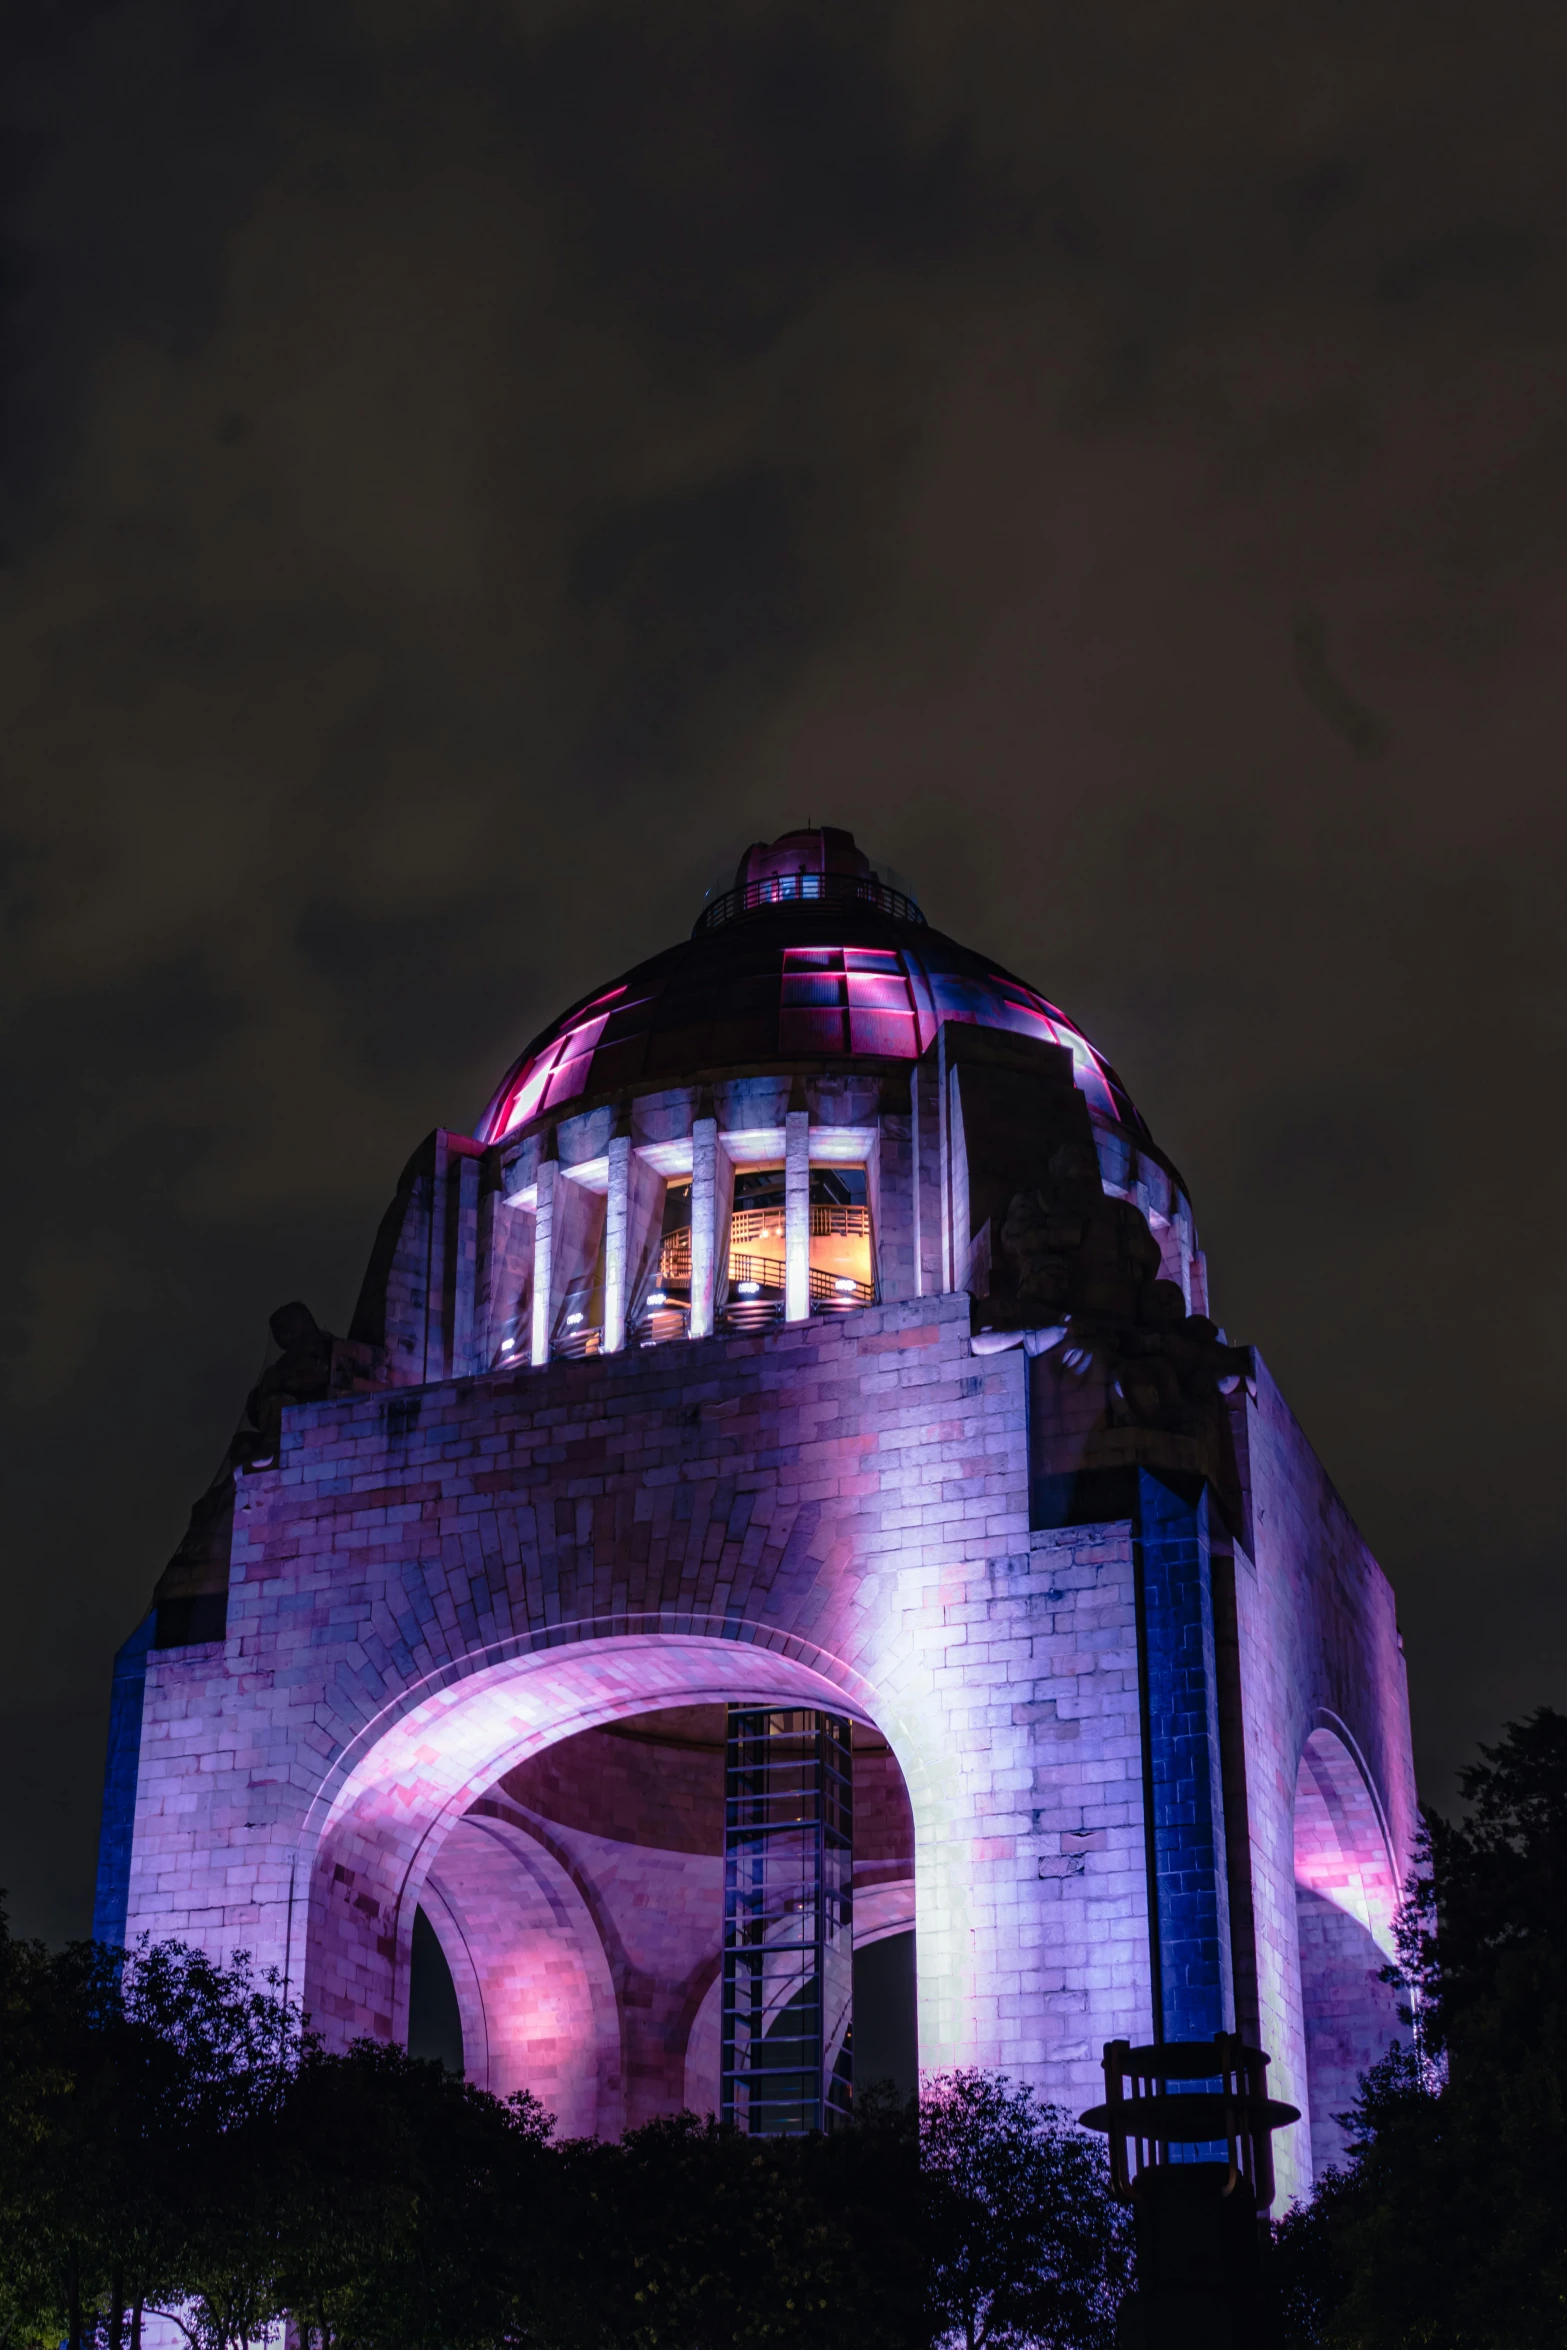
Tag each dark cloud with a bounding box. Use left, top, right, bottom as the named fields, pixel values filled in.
left=1, top=0, right=1564, bottom=1936
left=295, top=891, right=530, bottom=1078
left=569, top=466, right=817, bottom=760
left=1291, top=610, right=1393, bottom=757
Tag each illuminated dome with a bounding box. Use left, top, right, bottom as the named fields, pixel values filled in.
left=477, top=826, right=1149, bottom=1147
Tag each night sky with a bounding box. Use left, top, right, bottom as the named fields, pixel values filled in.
left=3, top=1, right=1564, bottom=1942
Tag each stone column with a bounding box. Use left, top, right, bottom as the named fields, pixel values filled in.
left=603, top=1134, right=632, bottom=1354
left=785, top=1110, right=811, bottom=1323
left=475, top=1175, right=499, bottom=1370
left=942, top=1058, right=967, bottom=1297
left=689, top=1118, right=720, bottom=1340
left=530, top=1159, right=557, bottom=1367
left=451, top=1152, right=479, bottom=1375
left=424, top=1134, right=449, bottom=1383
left=910, top=1055, right=944, bottom=1297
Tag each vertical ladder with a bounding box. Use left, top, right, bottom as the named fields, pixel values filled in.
left=722, top=1707, right=853, bottom=2134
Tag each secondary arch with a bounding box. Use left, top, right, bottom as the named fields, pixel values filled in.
left=1292, top=1717, right=1404, bottom=2176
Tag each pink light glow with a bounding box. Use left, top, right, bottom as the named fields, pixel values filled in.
left=779, top=944, right=922, bottom=1059
left=497, top=999, right=622, bottom=1136
left=297, top=1633, right=892, bottom=2063
left=1292, top=1725, right=1401, bottom=1957
left=474, top=934, right=1141, bottom=1144
left=423, top=1815, right=619, bottom=2133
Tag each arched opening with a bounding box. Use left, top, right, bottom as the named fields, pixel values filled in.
left=411, top=1704, right=915, bottom=2131
left=853, top=1933, right=917, bottom=2101
left=300, top=1635, right=917, bottom=2137
left=1292, top=1724, right=1403, bottom=2177
left=407, top=1906, right=463, bottom=2073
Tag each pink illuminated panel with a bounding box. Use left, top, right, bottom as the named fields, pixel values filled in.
left=927, top=968, right=1122, bottom=1123
left=779, top=946, right=922, bottom=1059
left=475, top=930, right=1146, bottom=1146
left=496, top=989, right=629, bottom=1137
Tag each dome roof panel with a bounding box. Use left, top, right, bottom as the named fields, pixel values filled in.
left=476, top=832, right=1149, bottom=1146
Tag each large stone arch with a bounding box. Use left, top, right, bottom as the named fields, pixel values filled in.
left=289, top=1620, right=934, bottom=2089
left=1292, top=1716, right=1404, bottom=2176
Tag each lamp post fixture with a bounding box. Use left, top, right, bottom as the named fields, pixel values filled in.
left=1081, top=2034, right=1300, bottom=2350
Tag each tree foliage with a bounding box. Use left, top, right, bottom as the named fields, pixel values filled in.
left=921, top=2070, right=1132, bottom=2350
left=537, top=2106, right=916, bottom=2350
left=19, top=1695, right=1566, bottom=2350
left=1272, top=1707, right=1567, bottom=2350
left=0, top=1926, right=305, bottom=2350
left=0, top=1908, right=1130, bottom=2350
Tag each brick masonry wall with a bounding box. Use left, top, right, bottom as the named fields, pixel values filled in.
left=124, top=1293, right=1155, bottom=2119
left=499, top=1718, right=724, bottom=1852
left=1227, top=1355, right=1418, bottom=2204
left=118, top=1291, right=1416, bottom=2194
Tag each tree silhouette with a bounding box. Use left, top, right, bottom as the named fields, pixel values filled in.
left=1272, top=1708, right=1567, bottom=2349
left=920, top=2070, right=1132, bottom=2350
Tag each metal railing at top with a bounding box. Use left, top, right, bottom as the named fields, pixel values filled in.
left=693, top=873, right=925, bottom=934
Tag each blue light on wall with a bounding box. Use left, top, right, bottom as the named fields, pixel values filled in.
left=1134, top=1471, right=1235, bottom=2045
left=92, top=1611, right=155, bottom=1948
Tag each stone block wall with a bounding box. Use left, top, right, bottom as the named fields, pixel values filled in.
left=110, top=1281, right=1415, bottom=2202
left=120, top=1294, right=1158, bottom=2121
left=1225, top=1356, right=1417, bottom=2201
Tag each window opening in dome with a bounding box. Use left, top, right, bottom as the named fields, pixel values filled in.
left=638, top=1179, right=693, bottom=1345
left=643, top=1161, right=875, bottom=1335
left=809, top=1166, right=874, bottom=1312
left=553, top=1270, right=604, bottom=1359
left=725, top=1164, right=786, bottom=1334
left=733, top=1168, right=786, bottom=1213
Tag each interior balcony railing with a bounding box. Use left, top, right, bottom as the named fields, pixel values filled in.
left=552, top=1315, right=602, bottom=1358
left=661, top=1206, right=872, bottom=1281
left=658, top=1239, right=874, bottom=1308
left=804, top=1266, right=874, bottom=1308
left=725, top=1208, right=785, bottom=1253
left=804, top=1204, right=871, bottom=1239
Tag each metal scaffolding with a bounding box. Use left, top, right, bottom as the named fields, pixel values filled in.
left=722, top=1707, right=854, bottom=2134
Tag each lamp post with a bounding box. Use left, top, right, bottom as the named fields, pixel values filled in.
left=1081, top=2034, right=1299, bottom=2350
